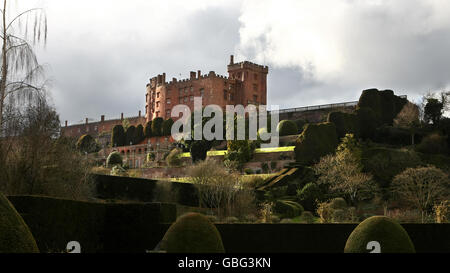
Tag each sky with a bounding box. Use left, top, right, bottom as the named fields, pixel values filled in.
left=12, top=0, right=450, bottom=125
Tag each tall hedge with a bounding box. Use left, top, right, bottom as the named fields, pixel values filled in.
left=111, top=124, right=125, bottom=147
left=136, top=124, right=145, bottom=144
left=357, top=89, right=407, bottom=126
left=144, top=121, right=152, bottom=138
left=125, top=125, right=137, bottom=145
left=0, top=193, right=39, bottom=253
left=277, top=120, right=299, bottom=136
left=151, top=117, right=164, bottom=137
left=76, top=134, right=98, bottom=153
left=190, top=140, right=210, bottom=162
left=327, top=112, right=359, bottom=139
left=355, top=107, right=378, bottom=140
left=162, top=118, right=174, bottom=136
left=294, top=122, right=339, bottom=165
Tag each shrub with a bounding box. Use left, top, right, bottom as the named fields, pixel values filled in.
left=344, top=216, right=415, bottom=253
left=416, top=133, right=449, bottom=155
left=146, top=152, right=156, bottom=162
left=434, top=200, right=450, bottom=223
left=110, top=165, right=127, bottom=176
left=162, top=118, right=174, bottom=136
left=327, top=111, right=359, bottom=139
left=355, top=107, right=378, bottom=140
left=224, top=140, right=257, bottom=169
left=125, top=125, right=136, bottom=145
left=166, top=148, right=183, bottom=167
left=293, top=119, right=307, bottom=134
left=151, top=117, right=164, bottom=137
left=300, top=211, right=314, bottom=223
left=294, top=122, right=339, bottom=165
left=190, top=140, right=210, bottom=163
left=296, top=182, right=322, bottom=212
left=330, top=197, right=347, bottom=210
left=270, top=161, right=277, bottom=171
left=277, top=120, right=298, bottom=136
left=0, top=193, right=39, bottom=253
left=261, top=162, right=269, bottom=173
left=316, top=201, right=333, bottom=223
left=244, top=168, right=254, bottom=175
left=160, top=213, right=225, bottom=253
left=144, top=121, right=152, bottom=138
left=76, top=134, right=98, bottom=154
left=106, top=151, right=123, bottom=167
left=374, top=125, right=412, bottom=146
left=111, top=125, right=125, bottom=147
left=273, top=200, right=304, bottom=219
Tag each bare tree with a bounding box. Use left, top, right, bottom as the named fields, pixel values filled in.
left=393, top=102, right=420, bottom=145
left=392, top=166, right=449, bottom=223
left=0, top=0, right=47, bottom=132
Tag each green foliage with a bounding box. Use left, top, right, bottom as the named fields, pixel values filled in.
left=293, top=119, right=307, bottom=134
left=362, top=147, right=422, bottom=188
left=135, top=124, right=145, bottom=143
left=106, top=151, right=123, bottom=167
left=273, top=200, right=304, bottom=219
left=190, top=140, right=211, bottom=163
left=296, top=182, right=322, bottom=212
left=355, top=107, right=378, bottom=140
left=294, top=122, right=339, bottom=165
left=224, top=140, right=257, bottom=170
left=110, top=165, right=127, bottom=176
left=0, top=193, right=39, bottom=253
left=374, top=125, right=413, bottom=146
left=146, top=152, right=156, bottom=162
left=144, top=121, right=152, bottom=138
left=344, top=216, right=415, bottom=253
left=424, top=98, right=444, bottom=125
left=416, top=133, right=449, bottom=155
left=330, top=197, right=347, bottom=210
left=76, top=134, right=99, bottom=154
left=261, top=162, right=269, bottom=173
left=244, top=168, right=254, bottom=175
left=122, top=118, right=130, bottom=131
left=277, top=120, right=298, bottom=136
left=151, top=117, right=164, bottom=137
left=162, top=118, right=174, bottom=136
left=327, top=111, right=359, bottom=139
left=125, top=125, right=136, bottom=145
left=111, top=125, right=125, bottom=147
left=166, top=148, right=183, bottom=167
left=160, top=212, right=225, bottom=253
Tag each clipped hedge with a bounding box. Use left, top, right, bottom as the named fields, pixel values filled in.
left=0, top=193, right=39, bottom=253
left=162, top=118, right=174, bottom=136
left=8, top=195, right=176, bottom=253
left=111, top=124, right=125, bottom=147
left=357, top=89, right=407, bottom=126
left=344, top=216, right=415, bottom=253
left=106, top=151, right=123, bottom=167
left=152, top=117, right=164, bottom=137
left=160, top=213, right=225, bottom=253
left=273, top=200, right=304, bottom=219
left=327, top=111, right=359, bottom=139
left=277, top=120, right=298, bottom=137
left=294, top=122, right=339, bottom=165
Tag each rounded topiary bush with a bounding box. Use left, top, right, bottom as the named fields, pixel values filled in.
left=160, top=213, right=225, bottom=253
left=330, top=197, right=347, bottom=210
left=0, top=193, right=39, bottom=253
left=274, top=200, right=304, bottom=219
left=277, top=120, right=298, bottom=136
left=344, top=216, right=415, bottom=253
left=106, top=151, right=123, bottom=167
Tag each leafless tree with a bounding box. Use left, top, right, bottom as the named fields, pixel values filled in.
left=0, top=0, right=47, bottom=132
left=393, top=102, right=420, bottom=145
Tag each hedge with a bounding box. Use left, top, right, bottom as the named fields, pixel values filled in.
left=144, top=121, right=152, bottom=138
left=277, top=120, right=298, bottom=136
left=294, top=122, right=339, bottom=165
left=357, top=89, right=407, bottom=126
left=0, top=193, right=39, bottom=253
left=7, top=195, right=176, bottom=253
left=111, top=125, right=125, bottom=147
left=125, top=125, right=137, bottom=145
left=327, top=111, right=359, bottom=139
left=162, top=118, right=174, bottom=136
left=152, top=117, right=164, bottom=137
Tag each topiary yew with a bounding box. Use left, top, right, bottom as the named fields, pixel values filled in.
left=106, top=151, right=123, bottom=167
left=160, top=212, right=225, bottom=253
left=344, top=216, right=415, bottom=253
left=0, top=193, right=39, bottom=253
left=277, top=120, right=298, bottom=136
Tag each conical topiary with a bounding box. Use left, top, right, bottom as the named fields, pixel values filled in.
left=0, top=193, right=39, bottom=253
left=344, top=216, right=415, bottom=253
left=160, top=212, right=225, bottom=253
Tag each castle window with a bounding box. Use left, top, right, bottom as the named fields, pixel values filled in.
left=184, top=97, right=188, bottom=102
left=167, top=89, right=171, bottom=96
left=78, top=128, right=80, bottom=133
left=184, top=87, right=188, bottom=94
left=229, top=93, right=233, bottom=101
left=179, top=97, right=182, bottom=103
left=166, top=110, right=171, bottom=117
left=190, top=96, right=194, bottom=101
left=253, top=95, right=258, bottom=103
left=254, top=73, right=258, bottom=80
left=156, top=111, right=160, bottom=117
left=157, top=92, right=160, bottom=98
left=224, top=90, right=227, bottom=100
left=253, top=84, right=258, bottom=91
left=190, top=86, right=194, bottom=92
left=200, top=88, right=204, bottom=96
left=156, top=101, right=160, bottom=108
left=179, top=89, right=183, bottom=95
left=166, top=98, right=171, bottom=104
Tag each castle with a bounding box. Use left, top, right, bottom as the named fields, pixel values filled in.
left=145, top=55, right=268, bottom=121
left=61, top=56, right=268, bottom=140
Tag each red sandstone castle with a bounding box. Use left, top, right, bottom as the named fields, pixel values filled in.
left=61, top=56, right=268, bottom=140
left=145, top=55, right=268, bottom=121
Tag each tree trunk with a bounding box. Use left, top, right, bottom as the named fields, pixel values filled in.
left=0, top=0, right=8, bottom=128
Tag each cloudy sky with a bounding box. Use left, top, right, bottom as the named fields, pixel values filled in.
left=14, top=0, right=450, bottom=124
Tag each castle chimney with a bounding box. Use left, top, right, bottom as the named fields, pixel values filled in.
left=85, top=118, right=88, bottom=125
left=162, top=73, right=166, bottom=83
left=230, top=55, right=234, bottom=65
left=138, top=110, right=141, bottom=117
left=157, top=74, right=162, bottom=84
left=121, top=113, right=124, bottom=120
left=101, top=115, right=105, bottom=122
left=190, top=71, right=196, bottom=79
left=65, top=120, right=68, bottom=127
left=172, top=77, right=177, bottom=83
left=197, top=70, right=201, bottom=79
